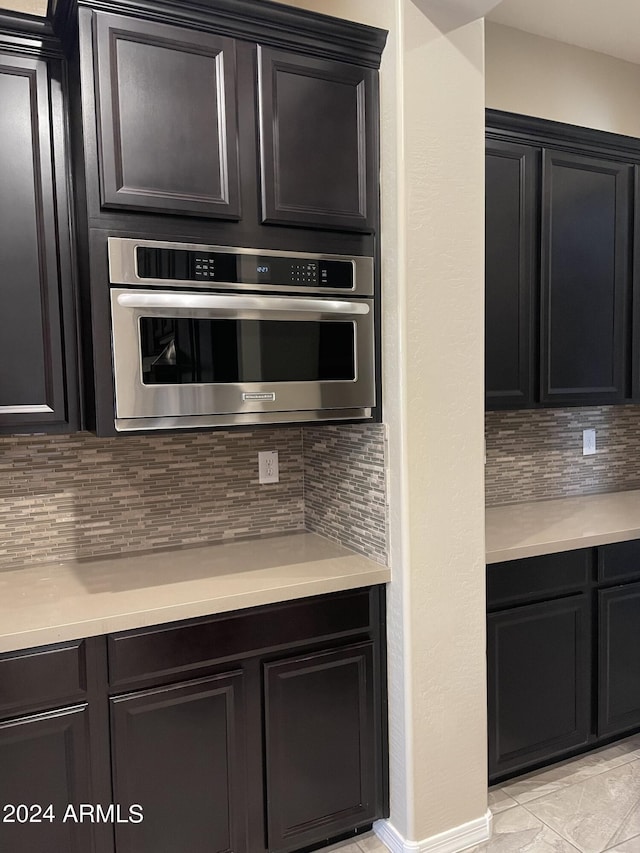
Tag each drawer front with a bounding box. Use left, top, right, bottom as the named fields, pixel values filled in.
left=598, top=540, right=640, bottom=584
left=108, top=588, right=374, bottom=690
left=487, top=549, right=592, bottom=609
left=0, top=640, right=88, bottom=718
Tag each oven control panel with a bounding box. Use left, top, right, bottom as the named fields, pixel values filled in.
left=135, top=247, right=354, bottom=289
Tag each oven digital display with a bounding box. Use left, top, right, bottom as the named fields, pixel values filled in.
left=136, top=247, right=353, bottom=289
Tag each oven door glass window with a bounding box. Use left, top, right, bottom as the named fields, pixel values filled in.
left=139, top=318, right=356, bottom=384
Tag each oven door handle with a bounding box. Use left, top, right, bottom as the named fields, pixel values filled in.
left=116, top=291, right=370, bottom=315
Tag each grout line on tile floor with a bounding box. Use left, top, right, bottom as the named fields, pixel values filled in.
left=601, top=790, right=640, bottom=853
left=497, top=742, right=640, bottom=808
left=602, top=831, right=640, bottom=852
left=517, top=802, right=584, bottom=852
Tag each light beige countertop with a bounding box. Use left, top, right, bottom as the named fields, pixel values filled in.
left=486, top=489, right=640, bottom=563
left=0, top=532, right=390, bottom=654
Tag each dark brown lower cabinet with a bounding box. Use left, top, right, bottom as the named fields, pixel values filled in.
left=110, top=673, right=246, bottom=853
left=264, top=643, right=377, bottom=853
left=487, top=595, right=591, bottom=779
left=0, top=587, right=387, bottom=853
left=0, top=706, right=94, bottom=853
left=488, top=541, right=640, bottom=782
left=598, top=582, right=640, bottom=737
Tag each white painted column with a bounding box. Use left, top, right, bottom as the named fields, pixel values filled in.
left=379, top=2, right=490, bottom=850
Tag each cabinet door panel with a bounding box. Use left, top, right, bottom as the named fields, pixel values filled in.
left=485, top=140, right=538, bottom=409
left=0, top=53, right=67, bottom=429
left=0, top=706, right=94, bottom=853
left=541, top=151, right=631, bottom=404
left=94, top=12, right=240, bottom=219
left=110, top=672, right=246, bottom=853
left=598, top=582, right=640, bottom=736
left=264, top=642, right=377, bottom=853
left=258, top=47, right=376, bottom=232
left=488, top=596, right=590, bottom=780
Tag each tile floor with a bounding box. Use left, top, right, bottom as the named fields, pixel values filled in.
left=480, top=733, right=640, bottom=852
left=330, top=733, right=640, bottom=853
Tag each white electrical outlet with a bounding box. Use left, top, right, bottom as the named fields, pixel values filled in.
left=583, top=429, right=596, bottom=456
left=258, top=450, right=279, bottom=484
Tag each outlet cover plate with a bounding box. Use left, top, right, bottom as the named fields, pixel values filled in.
left=258, top=450, right=279, bottom=484
left=583, top=429, right=596, bottom=456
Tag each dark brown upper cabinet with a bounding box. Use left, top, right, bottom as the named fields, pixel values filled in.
left=50, top=0, right=385, bottom=435
left=258, top=47, right=377, bottom=232
left=485, top=110, right=639, bottom=411
left=541, top=150, right=631, bottom=405
left=0, top=15, right=78, bottom=435
left=93, top=12, right=241, bottom=220
left=52, top=0, right=386, bottom=250
left=485, top=139, right=538, bottom=409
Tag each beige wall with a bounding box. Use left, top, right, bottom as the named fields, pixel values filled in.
left=486, top=20, right=640, bottom=136
left=259, top=0, right=376, bottom=26
left=0, top=0, right=46, bottom=14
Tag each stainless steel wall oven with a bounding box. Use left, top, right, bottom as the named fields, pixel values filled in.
left=108, top=238, right=375, bottom=431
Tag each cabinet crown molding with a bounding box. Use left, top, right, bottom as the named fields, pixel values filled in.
left=50, top=0, right=388, bottom=68
left=486, top=108, right=640, bottom=163
left=0, top=10, right=62, bottom=57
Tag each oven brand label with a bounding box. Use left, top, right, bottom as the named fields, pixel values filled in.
left=243, top=392, right=276, bottom=402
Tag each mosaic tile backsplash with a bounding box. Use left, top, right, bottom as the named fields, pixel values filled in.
left=0, top=423, right=388, bottom=570
left=486, top=405, right=640, bottom=506
left=303, top=424, right=388, bottom=565
left=0, top=428, right=304, bottom=570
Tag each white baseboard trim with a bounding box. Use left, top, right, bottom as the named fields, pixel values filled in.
left=373, top=809, right=492, bottom=853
